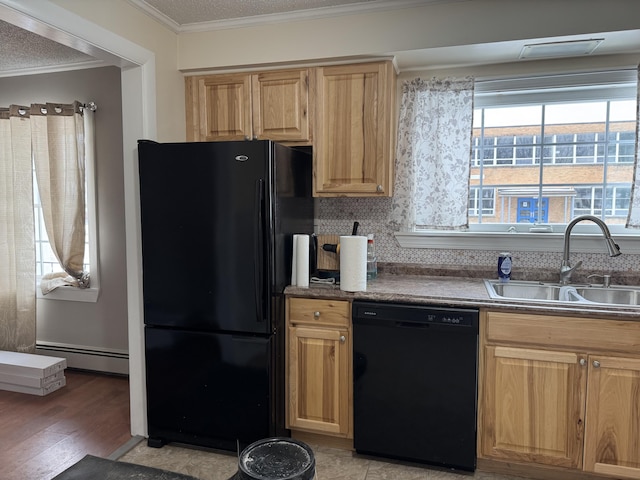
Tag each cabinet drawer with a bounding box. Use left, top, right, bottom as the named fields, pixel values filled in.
left=288, top=298, right=350, bottom=328
left=486, top=310, right=640, bottom=354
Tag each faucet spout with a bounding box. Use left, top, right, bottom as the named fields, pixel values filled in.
left=560, top=215, right=621, bottom=285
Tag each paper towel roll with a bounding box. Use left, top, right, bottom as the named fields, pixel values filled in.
left=339, top=235, right=367, bottom=292
left=295, top=234, right=309, bottom=287
left=291, top=235, right=298, bottom=286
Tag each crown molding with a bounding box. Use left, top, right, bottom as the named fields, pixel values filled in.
left=127, top=0, right=461, bottom=34
left=0, top=59, right=106, bottom=78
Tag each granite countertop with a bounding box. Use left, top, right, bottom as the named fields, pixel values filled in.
left=285, top=273, right=640, bottom=320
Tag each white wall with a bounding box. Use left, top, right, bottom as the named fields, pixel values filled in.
left=177, top=0, right=640, bottom=72
left=51, top=0, right=184, bottom=142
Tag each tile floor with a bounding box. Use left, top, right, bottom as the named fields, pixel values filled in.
left=118, top=439, right=527, bottom=480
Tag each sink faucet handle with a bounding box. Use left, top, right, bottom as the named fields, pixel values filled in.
left=560, top=260, right=583, bottom=285
left=587, top=273, right=611, bottom=287
left=567, top=260, right=583, bottom=273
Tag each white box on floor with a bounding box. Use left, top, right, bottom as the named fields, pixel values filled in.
left=0, top=375, right=66, bottom=396
left=0, top=351, right=66, bottom=377
left=0, top=369, right=65, bottom=388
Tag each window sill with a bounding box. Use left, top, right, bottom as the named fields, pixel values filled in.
left=36, top=285, right=100, bottom=303
left=395, top=230, right=640, bottom=254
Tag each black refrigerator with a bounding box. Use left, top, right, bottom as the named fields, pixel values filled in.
left=137, top=140, right=313, bottom=451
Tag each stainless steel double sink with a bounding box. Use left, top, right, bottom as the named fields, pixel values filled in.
left=484, top=279, right=640, bottom=306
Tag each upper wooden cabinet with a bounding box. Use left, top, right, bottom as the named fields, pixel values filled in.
left=314, top=61, right=396, bottom=197
left=252, top=69, right=311, bottom=142
left=185, top=68, right=311, bottom=143
left=185, top=61, right=397, bottom=197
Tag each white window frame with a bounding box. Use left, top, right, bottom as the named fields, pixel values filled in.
left=35, top=112, right=100, bottom=302
left=396, top=69, right=640, bottom=254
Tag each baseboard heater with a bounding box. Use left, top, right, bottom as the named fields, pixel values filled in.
left=36, top=341, right=128, bottom=375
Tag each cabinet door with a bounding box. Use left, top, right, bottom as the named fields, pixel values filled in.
left=287, top=325, right=350, bottom=436
left=252, top=69, right=311, bottom=142
left=314, top=62, right=395, bottom=197
left=481, top=346, right=587, bottom=468
left=186, top=74, right=252, bottom=141
left=584, top=355, right=640, bottom=479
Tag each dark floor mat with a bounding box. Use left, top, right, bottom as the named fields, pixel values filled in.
left=53, top=454, right=200, bottom=480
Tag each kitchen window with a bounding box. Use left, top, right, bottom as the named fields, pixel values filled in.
left=397, top=69, right=640, bottom=252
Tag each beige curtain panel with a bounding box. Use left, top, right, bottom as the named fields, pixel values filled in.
left=0, top=106, right=36, bottom=352
left=0, top=100, right=90, bottom=352
left=32, top=101, right=90, bottom=294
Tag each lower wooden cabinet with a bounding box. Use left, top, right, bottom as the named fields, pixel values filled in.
left=285, top=297, right=352, bottom=438
left=480, top=310, right=640, bottom=479
left=482, top=345, right=587, bottom=468
left=584, top=355, right=640, bottom=478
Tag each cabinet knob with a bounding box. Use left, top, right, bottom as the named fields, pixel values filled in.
left=593, top=360, right=601, bottom=368
left=579, top=358, right=586, bottom=366
left=339, top=335, right=346, bottom=343
left=313, top=311, right=320, bottom=319
left=245, top=136, right=250, bottom=140
left=376, top=185, right=383, bottom=193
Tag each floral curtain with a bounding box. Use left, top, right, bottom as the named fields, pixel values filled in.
left=32, top=101, right=90, bottom=294
left=391, top=77, right=475, bottom=230
left=0, top=106, right=36, bottom=352
left=626, top=65, right=640, bottom=228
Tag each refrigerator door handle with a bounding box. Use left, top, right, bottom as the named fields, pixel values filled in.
left=254, top=178, right=266, bottom=322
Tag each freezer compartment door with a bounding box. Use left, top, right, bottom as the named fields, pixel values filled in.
left=145, top=326, right=272, bottom=451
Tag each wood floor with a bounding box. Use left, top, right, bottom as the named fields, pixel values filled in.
left=0, top=369, right=131, bottom=480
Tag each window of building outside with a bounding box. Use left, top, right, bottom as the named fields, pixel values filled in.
left=399, top=70, right=640, bottom=252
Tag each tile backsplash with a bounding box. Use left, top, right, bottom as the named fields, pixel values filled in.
left=316, top=197, right=640, bottom=282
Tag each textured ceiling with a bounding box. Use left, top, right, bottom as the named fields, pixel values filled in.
left=0, top=20, right=96, bottom=74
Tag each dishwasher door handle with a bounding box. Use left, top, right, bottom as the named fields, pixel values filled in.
left=395, top=321, right=432, bottom=329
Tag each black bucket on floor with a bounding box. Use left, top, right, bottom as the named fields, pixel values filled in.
left=231, top=437, right=315, bottom=480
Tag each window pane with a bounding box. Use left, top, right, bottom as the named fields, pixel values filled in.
left=470, top=96, right=635, bottom=226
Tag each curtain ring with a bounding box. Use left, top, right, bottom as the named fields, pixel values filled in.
left=40, top=107, right=47, bottom=115
left=18, top=108, right=27, bottom=116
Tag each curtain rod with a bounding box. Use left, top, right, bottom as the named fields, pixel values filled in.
left=81, top=102, right=97, bottom=112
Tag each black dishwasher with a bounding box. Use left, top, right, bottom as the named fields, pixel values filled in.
left=353, top=301, right=479, bottom=471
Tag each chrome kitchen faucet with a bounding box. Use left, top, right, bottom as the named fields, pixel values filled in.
left=560, top=215, right=621, bottom=285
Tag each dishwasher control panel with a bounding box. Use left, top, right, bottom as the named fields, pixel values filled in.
left=352, top=301, right=478, bottom=328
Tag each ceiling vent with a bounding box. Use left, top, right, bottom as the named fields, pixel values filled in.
left=519, top=38, right=604, bottom=60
